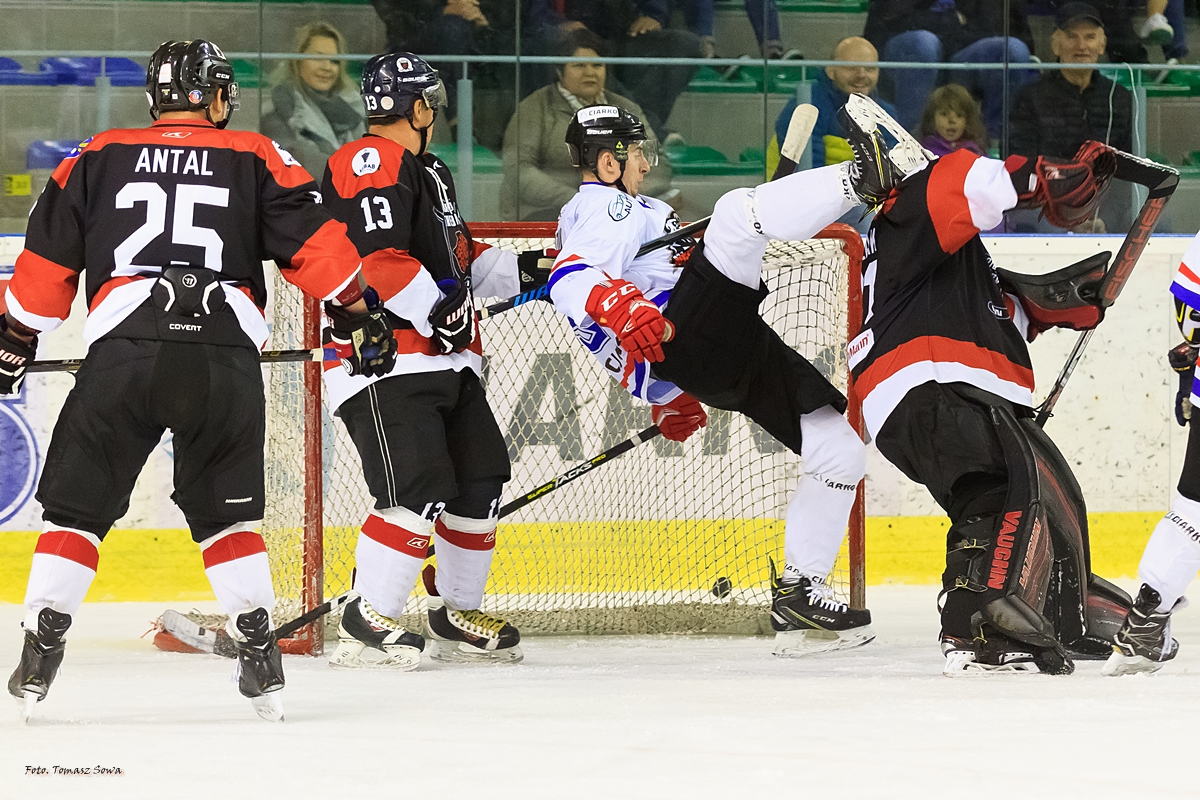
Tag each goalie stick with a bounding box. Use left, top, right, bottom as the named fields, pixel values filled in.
left=1034, top=151, right=1179, bottom=427
left=156, top=425, right=665, bottom=655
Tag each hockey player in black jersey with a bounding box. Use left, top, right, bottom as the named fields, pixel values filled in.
left=318, top=52, right=546, bottom=667
left=841, top=94, right=1132, bottom=675
left=0, top=40, right=397, bottom=721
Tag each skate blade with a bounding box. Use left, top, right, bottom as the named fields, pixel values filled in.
left=430, top=640, right=524, bottom=665
left=251, top=691, right=284, bottom=722
left=772, top=626, right=875, bottom=658
left=15, top=689, right=39, bottom=723
left=943, top=653, right=1040, bottom=677
left=1101, top=652, right=1165, bottom=677
left=328, top=640, right=421, bottom=671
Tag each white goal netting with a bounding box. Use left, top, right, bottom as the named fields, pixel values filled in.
left=260, top=224, right=864, bottom=650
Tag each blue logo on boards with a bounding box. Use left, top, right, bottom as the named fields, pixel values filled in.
left=0, top=400, right=39, bottom=524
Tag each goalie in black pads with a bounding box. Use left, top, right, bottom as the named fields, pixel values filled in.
left=546, top=105, right=891, bottom=656
left=840, top=93, right=1133, bottom=675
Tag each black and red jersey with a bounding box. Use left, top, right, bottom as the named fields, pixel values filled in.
left=5, top=119, right=362, bottom=349
left=849, top=149, right=1033, bottom=438
left=319, top=135, right=517, bottom=410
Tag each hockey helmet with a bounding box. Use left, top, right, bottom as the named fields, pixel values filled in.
left=146, top=40, right=239, bottom=128
left=565, top=106, right=658, bottom=175
left=360, top=52, right=447, bottom=123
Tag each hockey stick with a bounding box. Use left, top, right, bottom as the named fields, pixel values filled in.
left=29, top=347, right=321, bottom=374
left=771, top=103, right=819, bottom=181
left=1034, top=151, right=1179, bottom=427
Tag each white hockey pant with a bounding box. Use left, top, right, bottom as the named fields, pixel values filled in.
left=702, top=163, right=856, bottom=290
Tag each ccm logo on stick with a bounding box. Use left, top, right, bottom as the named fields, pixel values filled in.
left=987, top=511, right=1022, bottom=590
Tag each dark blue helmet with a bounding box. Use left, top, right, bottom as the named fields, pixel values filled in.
left=360, top=52, right=446, bottom=123
left=146, top=40, right=239, bottom=128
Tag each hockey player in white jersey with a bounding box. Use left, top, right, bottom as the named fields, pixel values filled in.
left=547, top=106, right=893, bottom=655
left=1104, top=231, right=1200, bottom=676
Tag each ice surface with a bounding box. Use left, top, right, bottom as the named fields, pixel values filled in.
left=2, top=585, right=1199, bottom=799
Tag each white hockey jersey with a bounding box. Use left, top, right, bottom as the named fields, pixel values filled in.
left=548, top=182, right=686, bottom=405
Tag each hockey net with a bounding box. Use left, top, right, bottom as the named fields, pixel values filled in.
left=261, top=222, right=865, bottom=653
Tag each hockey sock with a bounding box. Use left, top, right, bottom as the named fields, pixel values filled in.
left=23, top=526, right=100, bottom=627
left=199, top=524, right=276, bottom=617
left=784, top=407, right=865, bottom=578
left=433, top=512, right=498, bottom=611
left=703, top=164, right=857, bottom=290
left=353, top=507, right=431, bottom=618
left=1139, top=495, right=1200, bottom=611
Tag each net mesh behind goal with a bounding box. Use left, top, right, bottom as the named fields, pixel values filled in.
left=262, top=222, right=865, bottom=653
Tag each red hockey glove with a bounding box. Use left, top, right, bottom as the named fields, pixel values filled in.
left=652, top=392, right=707, bottom=442
left=1006, top=141, right=1116, bottom=230
left=585, top=279, right=673, bottom=364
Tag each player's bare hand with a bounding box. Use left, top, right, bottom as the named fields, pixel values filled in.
left=653, top=392, right=707, bottom=442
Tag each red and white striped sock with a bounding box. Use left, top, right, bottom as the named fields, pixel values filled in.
left=199, top=524, right=275, bottom=618
left=354, top=507, right=432, bottom=618
left=23, top=526, right=100, bottom=627
left=434, top=512, right=497, bottom=611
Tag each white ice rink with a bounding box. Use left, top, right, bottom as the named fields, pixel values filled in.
left=2, top=585, right=1199, bottom=800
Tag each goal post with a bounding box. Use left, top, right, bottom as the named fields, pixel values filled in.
left=263, top=222, right=866, bottom=653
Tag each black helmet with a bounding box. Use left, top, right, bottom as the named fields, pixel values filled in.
left=361, top=52, right=446, bottom=122
left=565, top=106, right=657, bottom=175
left=146, top=40, right=239, bottom=129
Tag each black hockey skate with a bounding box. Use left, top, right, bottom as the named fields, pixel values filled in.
left=427, top=601, right=523, bottom=664
left=769, top=559, right=874, bottom=657
left=941, top=627, right=1074, bottom=677
left=8, top=607, right=71, bottom=723
left=837, top=105, right=899, bottom=208
left=232, top=607, right=286, bottom=722
left=328, top=595, right=425, bottom=671
left=1102, top=584, right=1183, bottom=677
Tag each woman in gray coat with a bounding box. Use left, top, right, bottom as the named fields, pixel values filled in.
left=501, top=30, right=672, bottom=221
left=261, top=22, right=367, bottom=180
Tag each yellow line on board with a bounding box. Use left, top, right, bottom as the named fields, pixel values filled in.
left=0, top=512, right=1164, bottom=603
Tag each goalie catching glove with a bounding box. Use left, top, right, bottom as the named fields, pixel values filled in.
left=585, top=278, right=673, bottom=363
left=429, top=278, right=477, bottom=354
left=323, top=289, right=398, bottom=378
left=1008, top=140, right=1117, bottom=230
left=0, top=315, right=37, bottom=395
left=652, top=392, right=707, bottom=442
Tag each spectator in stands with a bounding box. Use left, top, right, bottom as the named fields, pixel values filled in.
left=1141, top=0, right=1188, bottom=71
left=771, top=37, right=896, bottom=173
left=1009, top=3, right=1131, bottom=231
left=260, top=22, right=366, bottom=180
left=863, top=0, right=1035, bottom=137
left=528, top=0, right=703, bottom=139
left=404, top=0, right=518, bottom=152
left=673, top=0, right=785, bottom=59
left=918, top=83, right=988, bottom=157
left=500, top=29, right=672, bottom=221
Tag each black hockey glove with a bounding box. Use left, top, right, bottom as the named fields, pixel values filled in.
left=429, top=278, right=477, bottom=354
left=322, top=290, right=398, bottom=378
left=1169, top=341, right=1198, bottom=427
left=517, top=249, right=554, bottom=300
left=0, top=315, right=37, bottom=396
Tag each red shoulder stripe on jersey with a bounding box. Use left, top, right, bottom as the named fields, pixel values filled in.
left=35, top=530, right=99, bottom=571
left=9, top=250, right=80, bottom=322
left=471, top=240, right=493, bottom=259
left=327, top=137, right=406, bottom=199
left=1179, top=262, right=1200, bottom=286
left=201, top=531, right=267, bottom=569
left=854, top=335, right=1035, bottom=400
left=927, top=150, right=983, bottom=255
left=279, top=218, right=362, bottom=301
left=361, top=248, right=423, bottom=303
